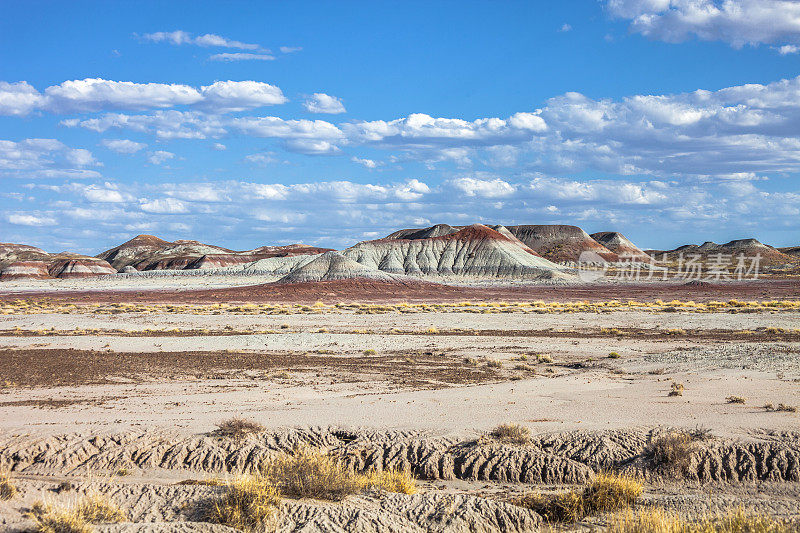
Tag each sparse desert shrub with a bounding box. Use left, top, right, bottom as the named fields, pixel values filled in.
left=360, top=468, right=417, bottom=495
left=668, top=382, right=684, bottom=397
left=647, top=429, right=711, bottom=477
left=489, top=423, right=531, bottom=445
left=463, top=357, right=478, bottom=366
left=518, top=472, right=642, bottom=523
left=665, top=328, right=686, bottom=335
left=0, top=470, right=16, bottom=500
left=363, top=349, right=377, bottom=355
left=765, top=403, right=797, bottom=413
left=726, top=396, right=746, bottom=404
left=260, top=448, right=416, bottom=501
left=213, top=418, right=265, bottom=440
left=261, top=448, right=362, bottom=501
left=608, top=506, right=796, bottom=533
left=113, top=467, right=131, bottom=477
left=581, top=472, right=642, bottom=513
left=608, top=352, right=621, bottom=359
left=280, top=323, right=290, bottom=329
left=426, top=326, right=439, bottom=334
left=537, top=354, right=554, bottom=364
left=205, top=476, right=280, bottom=532
left=519, top=490, right=584, bottom=523
left=29, top=494, right=125, bottom=533
left=486, top=359, right=502, bottom=368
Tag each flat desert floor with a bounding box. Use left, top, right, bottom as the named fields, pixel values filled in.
left=1, top=280, right=799, bottom=531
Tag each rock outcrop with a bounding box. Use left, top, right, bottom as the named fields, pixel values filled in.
left=97, top=235, right=332, bottom=272
left=648, top=239, right=793, bottom=266
left=0, top=243, right=116, bottom=281
left=504, top=225, right=620, bottom=263
left=590, top=231, right=651, bottom=262
left=346, top=224, right=574, bottom=281
left=278, top=252, right=408, bottom=283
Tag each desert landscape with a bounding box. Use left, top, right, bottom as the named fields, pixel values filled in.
left=0, top=223, right=799, bottom=532
left=6, top=1, right=800, bottom=531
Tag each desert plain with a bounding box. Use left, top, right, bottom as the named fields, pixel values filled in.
left=0, top=272, right=799, bottom=532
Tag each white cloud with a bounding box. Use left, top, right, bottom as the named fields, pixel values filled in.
left=0, top=81, right=43, bottom=116
left=5, top=78, right=287, bottom=116
left=279, top=46, right=303, bottom=53
left=778, top=44, right=800, bottom=54
left=43, top=78, right=202, bottom=113
left=607, top=0, right=800, bottom=49
left=212, top=142, right=227, bottom=151
left=100, top=138, right=146, bottom=154
left=81, top=184, right=127, bottom=203
left=199, top=81, right=287, bottom=112
left=141, top=31, right=263, bottom=51
left=0, top=139, right=98, bottom=179
left=394, top=179, right=431, bottom=200
left=148, top=150, right=175, bottom=165
left=7, top=213, right=56, bottom=226
left=139, top=197, right=189, bottom=213
left=209, top=53, right=275, bottom=62
left=449, top=177, right=516, bottom=198
left=560, top=23, right=572, bottom=32
left=303, top=93, right=346, bottom=114
left=283, top=139, right=340, bottom=155
left=244, top=152, right=277, bottom=166
left=351, top=156, right=381, bottom=168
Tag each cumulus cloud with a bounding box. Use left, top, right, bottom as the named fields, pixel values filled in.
left=244, top=152, right=277, bottom=166
left=303, top=93, right=346, bottom=114
left=607, top=0, right=800, bottom=49
left=0, top=138, right=99, bottom=179
left=2, top=78, right=287, bottom=115
left=49, top=72, right=800, bottom=178
left=198, top=81, right=287, bottom=112
left=449, top=177, right=516, bottom=198
left=81, top=184, right=127, bottom=203
left=139, top=197, right=189, bottom=213
left=351, top=156, right=381, bottom=168
left=9, top=174, right=800, bottom=254
left=0, top=81, right=43, bottom=116
left=141, top=31, right=263, bottom=51
left=147, top=150, right=175, bottom=165
left=100, top=139, right=146, bottom=154
left=7, top=213, right=57, bottom=226
left=209, top=53, right=275, bottom=62
left=283, top=139, right=340, bottom=155
left=43, top=78, right=202, bottom=113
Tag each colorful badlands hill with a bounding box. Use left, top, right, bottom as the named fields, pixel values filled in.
left=0, top=243, right=116, bottom=280
left=2, top=225, right=797, bottom=282
left=97, top=234, right=332, bottom=271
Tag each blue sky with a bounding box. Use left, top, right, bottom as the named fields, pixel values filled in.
left=3, top=0, right=800, bottom=254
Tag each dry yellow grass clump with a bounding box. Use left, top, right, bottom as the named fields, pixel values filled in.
left=29, top=494, right=125, bottom=533
left=261, top=448, right=416, bottom=500
left=489, top=423, right=532, bottom=445
left=0, top=470, right=17, bottom=500
left=608, top=506, right=797, bottom=533
left=518, top=472, right=642, bottom=523
left=207, top=449, right=416, bottom=530
left=206, top=476, right=281, bottom=532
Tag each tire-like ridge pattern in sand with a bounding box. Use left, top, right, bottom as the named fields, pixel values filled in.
left=74, top=482, right=539, bottom=533
left=2, top=427, right=799, bottom=483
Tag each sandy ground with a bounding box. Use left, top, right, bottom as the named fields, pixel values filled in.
left=1, top=282, right=799, bottom=530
